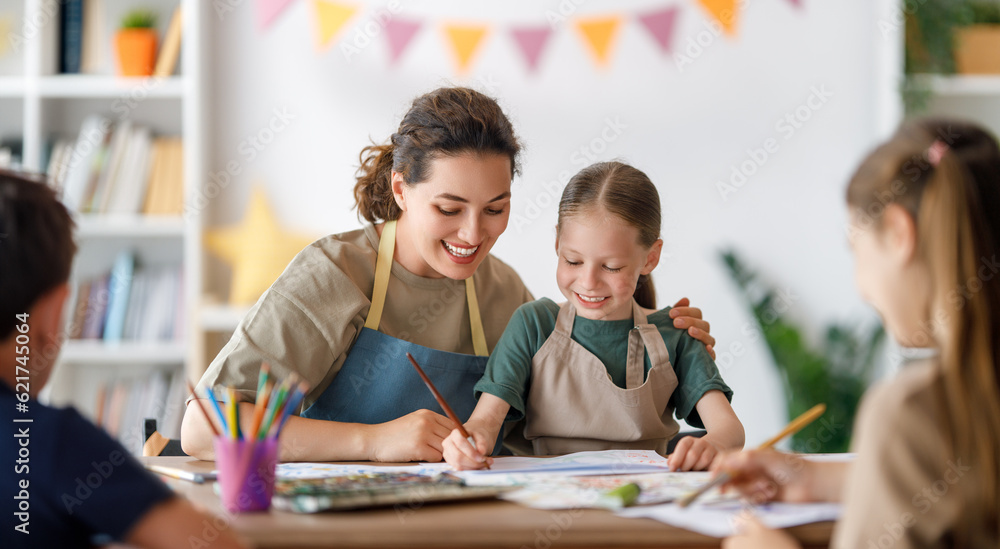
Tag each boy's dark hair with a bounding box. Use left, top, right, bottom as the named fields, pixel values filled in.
left=0, top=170, right=77, bottom=340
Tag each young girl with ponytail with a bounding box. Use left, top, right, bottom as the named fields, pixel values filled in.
left=182, top=89, right=717, bottom=462
left=443, top=161, right=745, bottom=470
left=718, top=119, right=1000, bottom=548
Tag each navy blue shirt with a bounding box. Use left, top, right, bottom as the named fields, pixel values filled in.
left=2, top=382, right=173, bottom=548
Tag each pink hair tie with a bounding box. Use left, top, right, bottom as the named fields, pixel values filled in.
left=927, top=140, right=949, bottom=167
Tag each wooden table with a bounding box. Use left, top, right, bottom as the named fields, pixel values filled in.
left=140, top=456, right=834, bottom=549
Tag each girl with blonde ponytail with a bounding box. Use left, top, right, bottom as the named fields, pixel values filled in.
left=716, top=119, right=1000, bottom=549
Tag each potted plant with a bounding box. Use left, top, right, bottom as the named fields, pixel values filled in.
left=720, top=250, right=885, bottom=453
left=954, top=1, right=1000, bottom=74
left=116, top=10, right=158, bottom=77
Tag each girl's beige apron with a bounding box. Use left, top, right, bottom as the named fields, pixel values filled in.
left=523, top=300, right=680, bottom=454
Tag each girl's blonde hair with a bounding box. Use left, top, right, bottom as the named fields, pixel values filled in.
left=847, top=119, right=1000, bottom=537
left=557, top=161, right=661, bottom=309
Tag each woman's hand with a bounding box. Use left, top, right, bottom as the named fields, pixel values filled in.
left=670, top=297, right=716, bottom=359
left=722, top=516, right=801, bottom=549
left=366, top=409, right=455, bottom=462
left=710, top=450, right=817, bottom=504
left=442, top=422, right=497, bottom=470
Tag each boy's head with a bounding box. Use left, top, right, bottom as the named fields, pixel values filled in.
left=0, top=170, right=76, bottom=392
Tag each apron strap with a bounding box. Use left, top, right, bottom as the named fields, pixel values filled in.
left=626, top=300, right=670, bottom=389
left=466, top=277, right=489, bottom=357
left=555, top=302, right=576, bottom=335
left=365, top=219, right=489, bottom=357
left=364, top=220, right=397, bottom=331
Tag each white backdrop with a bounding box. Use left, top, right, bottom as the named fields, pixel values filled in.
left=204, top=0, right=902, bottom=446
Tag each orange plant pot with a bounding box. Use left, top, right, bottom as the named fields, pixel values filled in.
left=954, top=25, right=1000, bottom=75
left=116, top=29, right=158, bottom=77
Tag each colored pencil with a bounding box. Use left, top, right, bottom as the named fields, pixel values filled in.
left=406, top=352, right=490, bottom=469
left=677, top=403, right=827, bottom=508
left=203, top=386, right=229, bottom=436
left=259, top=379, right=290, bottom=439
left=186, top=380, right=220, bottom=437
left=276, top=381, right=309, bottom=434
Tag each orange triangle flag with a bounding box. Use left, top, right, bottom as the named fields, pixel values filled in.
left=442, top=24, right=489, bottom=73
left=574, top=15, right=622, bottom=67
left=697, top=0, right=741, bottom=37
left=313, top=0, right=358, bottom=50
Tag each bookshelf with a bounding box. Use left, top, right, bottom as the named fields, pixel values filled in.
left=1, top=0, right=205, bottom=450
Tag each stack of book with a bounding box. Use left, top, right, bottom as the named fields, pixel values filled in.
left=95, top=367, right=188, bottom=454
left=49, top=115, right=184, bottom=215
left=67, top=250, right=184, bottom=343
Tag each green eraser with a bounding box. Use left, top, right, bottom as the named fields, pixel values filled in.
left=600, top=482, right=641, bottom=508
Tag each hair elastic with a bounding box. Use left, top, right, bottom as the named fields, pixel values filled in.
left=927, top=140, right=949, bottom=167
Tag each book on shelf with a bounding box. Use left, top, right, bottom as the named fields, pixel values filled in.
left=59, top=0, right=84, bottom=74
left=68, top=254, right=184, bottom=344
left=154, top=6, right=182, bottom=77
left=53, top=115, right=184, bottom=216
left=97, top=367, right=186, bottom=454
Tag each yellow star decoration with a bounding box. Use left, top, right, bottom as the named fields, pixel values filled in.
left=205, top=188, right=316, bottom=305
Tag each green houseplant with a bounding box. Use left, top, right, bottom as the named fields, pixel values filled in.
left=116, top=10, right=158, bottom=77
left=721, top=250, right=885, bottom=453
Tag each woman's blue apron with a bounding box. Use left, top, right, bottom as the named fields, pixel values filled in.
left=301, top=220, right=498, bottom=451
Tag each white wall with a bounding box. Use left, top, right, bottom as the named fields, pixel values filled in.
left=205, top=0, right=902, bottom=446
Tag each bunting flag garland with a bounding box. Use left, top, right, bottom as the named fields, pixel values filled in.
left=259, top=1, right=802, bottom=74
left=384, top=18, right=422, bottom=64
left=510, top=26, right=553, bottom=73
left=257, top=0, right=298, bottom=30
left=574, top=15, right=622, bottom=67
left=442, top=23, right=489, bottom=74
left=697, top=0, right=740, bottom=36
left=638, top=6, right=681, bottom=54
left=313, top=0, right=359, bottom=50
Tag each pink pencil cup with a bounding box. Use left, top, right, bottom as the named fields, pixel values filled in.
left=213, top=436, right=279, bottom=512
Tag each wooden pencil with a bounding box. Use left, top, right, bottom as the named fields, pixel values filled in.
left=406, top=352, right=490, bottom=469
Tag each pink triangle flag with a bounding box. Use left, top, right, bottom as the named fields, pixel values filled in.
left=258, top=0, right=298, bottom=30
left=384, top=18, right=422, bottom=64
left=510, top=25, right=553, bottom=73
left=638, top=6, right=680, bottom=54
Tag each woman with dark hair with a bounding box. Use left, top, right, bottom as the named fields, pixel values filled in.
left=181, top=87, right=716, bottom=462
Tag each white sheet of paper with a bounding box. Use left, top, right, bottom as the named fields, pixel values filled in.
left=454, top=449, right=672, bottom=483
left=276, top=462, right=451, bottom=479
left=617, top=501, right=841, bottom=537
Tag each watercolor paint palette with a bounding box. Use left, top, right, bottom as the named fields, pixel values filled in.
left=272, top=472, right=510, bottom=513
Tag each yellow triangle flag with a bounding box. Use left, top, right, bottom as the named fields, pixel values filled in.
left=697, top=0, right=740, bottom=37
left=574, top=15, right=622, bottom=67
left=313, top=0, right=358, bottom=50
left=442, top=24, right=489, bottom=73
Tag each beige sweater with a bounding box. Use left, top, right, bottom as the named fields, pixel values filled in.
left=834, top=359, right=998, bottom=548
